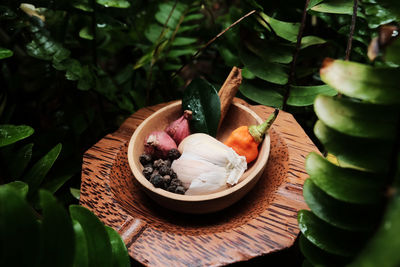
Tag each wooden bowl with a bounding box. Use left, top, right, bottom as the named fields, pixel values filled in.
left=127, top=101, right=270, bottom=213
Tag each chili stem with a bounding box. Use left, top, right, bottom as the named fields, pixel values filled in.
left=249, top=109, right=279, bottom=143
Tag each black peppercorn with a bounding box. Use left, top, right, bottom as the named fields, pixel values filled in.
left=150, top=174, right=165, bottom=188
left=153, top=159, right=165, bottom=169
left=168, top=149, right=181, bottom=160
left=175, top=186, right=186, bottom=194
left=162, top=175, right=172, bottom=185
left=139, top=154, right=152, bottom=166
left=142, top=166, right=153, bottom=179
left=159, top=165, right=170, bottom=176
left=167, top=185, right=177, bottom=192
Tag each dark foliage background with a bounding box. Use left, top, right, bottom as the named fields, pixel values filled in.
left=1, top=0, right=400, bottom=266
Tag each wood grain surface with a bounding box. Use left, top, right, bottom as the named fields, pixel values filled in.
left=80, top=98, right=318, bottom=266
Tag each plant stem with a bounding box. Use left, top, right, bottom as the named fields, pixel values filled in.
left=345, top=0, right=359, bottom=61
left=171, top=10, right=257, bottom=79
left=282, top=0, right=310, bottom=110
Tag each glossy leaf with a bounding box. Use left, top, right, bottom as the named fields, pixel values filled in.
left=0, top=125, right=34, bottom=147
left=311, top=0, right=356, bottom=15
left=0, top=47, right=13, bottom=59
left=79, top=27, right=93, bottom=40
left=349, top=194, right=400, bottom=267
left=171, top=37, right=197, bottom=46
left=314, top=95, right=399, bottom=140
left=1, top=181, right=29, bottom=198
left=69, top=205, right=113, bottom=267
left=7, top=143, right=34, bottom=179
left=182, top=78, right=221, bottom=137
left=314, top=120, right=392, bottom=172
left=320, top=59, right=400, bottom=104
left=258, top=12, right=300, bottom=42
left=363, top=3, right=397, bottom=28
left=105, top=226, right=130, bottom=267
left=298, top=210, right=367, bottom=256
left=72, top=220, right=89, bottom=267
left=385, top=38, right=400, bottom=65
left=375, top=0, right=400, bottom=18
left=42, top=174, right=73, bottom=194
left=70, top=187, right=81, bottom=200
left=0, top=185, right=42, bottom=267
left=39, top=190, right=74, bottom=267
left=96, top=0, right=130, bottom=8
left=23, top=143, right=62, bottom=195
left=245, top=38, right=293, bottom=64
left=155, top=2, right=186, bottom=29
left=240, top=47, right=289, bottom=85
left=299, top=234, right=349, bottom=267
left=239, top=80, right=284, bottom=108
left=300, top=36, right=327, bottom=49
left=303, top=179, right=380, bottom=231
left=306, top=152, right=385, bottom=204
left=287, top=85, right=337, bottom=106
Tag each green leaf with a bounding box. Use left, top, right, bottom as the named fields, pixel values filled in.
left=303, top=179, right=380, bottom=231
left=39, top=190, right=74, bottom=267
left=314, top=120, right=392, bottom=172
left=239, top=80, right=284, bottom=109
left=349, top=194, right=400, bottom=267
left=244, top=38, right=294, bottom=64
left=167, top=48, right=196, bottom=58
left=144, top=24, right=165, bottom=43
left=306, top=152, right=385, bottom=204
left=72, top=220, right=89, bottom=267
left=241, top=67, right=256, bottom=79
left=42, top=174, right=73, bottom=194
left=182, top=78, right=221, bottom=137
left=320, top=59, right=400, bottom=105
left=105, top=226, right=130, bottom=267
left=287, top=85, right=337, bottom=106
left=155, top=2, right=186, bottom=29
left=0, top=185, right=42, bottom=266
left=23, top=143, right=62, bottom=196
left=26, top=39, right=53, bottom=60
left=298, top=210, right=367, bottom=256
left=79, top=27, right=94, bottom=40
left=240, top=47, right=289, bottom=85
left=0, top=125, right=34, bottom=147
left=258, top=12, right=300, bottom=42
left=7, top=143, right=34, bottom=179
left=300, top=36, right=327, bottom=49
left=96, top=0, right=130, bottom=8
left=171, top=37, right=197, bottom=46
left=0, top=47, right=13, bottom=59
left=64, top=59, right=83, bottom=81
left=363, top=4, right=397, bottom=28
left=1, top=181, right=29, bottom=198
left=70, top=187, right=81, bottom=200
left=183, top=13, right=204, bottom=22
left=314, top=95, right=399, bottom=140
left=375, top=0, right=400, bottom=18
left=299, top=234, right=349, bottom=267
left=385, top=38, right=400, bottom=65
left=69, top=205, right=112, bottom=267
left=311, top=0, right=356, bottom=15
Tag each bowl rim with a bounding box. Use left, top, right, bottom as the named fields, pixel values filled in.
left=127, top=100, right=270, bottom=202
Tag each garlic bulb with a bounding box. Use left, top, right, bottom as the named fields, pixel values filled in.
left=171, top=133, right=247, bottom=195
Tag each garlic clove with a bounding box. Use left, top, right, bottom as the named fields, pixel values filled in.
left=172, top=133, right=247, bottom=195
left=144, top=131, right=177, bottom=159
left=165, top=110, right=192, bottom=145
left=185, top=173, right=229, bottom=195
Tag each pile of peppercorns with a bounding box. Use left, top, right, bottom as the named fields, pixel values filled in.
left=139, top=148, right=186, bottom=194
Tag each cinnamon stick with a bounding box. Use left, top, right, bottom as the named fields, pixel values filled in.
left=218, top=67, right=242, bottom=128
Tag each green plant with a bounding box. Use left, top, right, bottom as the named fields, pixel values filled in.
left=297, top=37, right=400, bottom=267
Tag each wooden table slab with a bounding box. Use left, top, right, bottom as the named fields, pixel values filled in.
left=80, top=99, right=318, bottom=266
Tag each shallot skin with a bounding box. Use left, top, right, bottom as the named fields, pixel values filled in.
left=165, top=110, right=192, bottom=145
left=144, top=131, right=177, bottom=159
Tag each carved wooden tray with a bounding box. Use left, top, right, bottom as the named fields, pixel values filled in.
left=80, top=99, right=318, bottom=266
